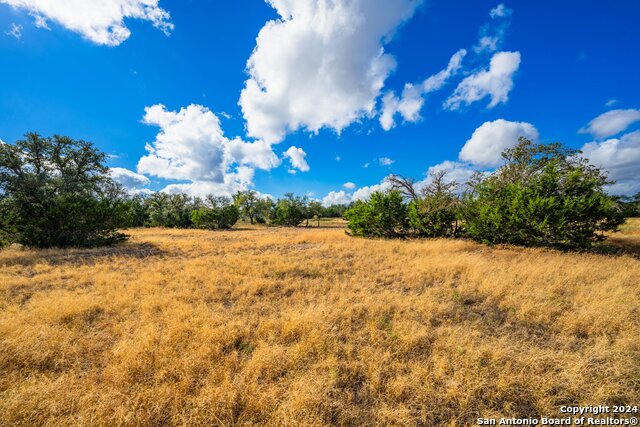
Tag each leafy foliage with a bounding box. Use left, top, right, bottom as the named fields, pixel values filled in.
left=190, top=197, right=239, bottom=230
left=404, top=171, right=460, bottom=238
left=271, top=193, right=305, bottom=226
left=146, top=193, right=195, bottom=228
left=461, top=138, right=625, bottom=248
left=0, top=133, right=128, bottom=248
left=344, top=190, right=407, bottom=238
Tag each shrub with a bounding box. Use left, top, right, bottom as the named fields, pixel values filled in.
left=190, top=200, right=239, bottom=230
left=271, top=193, right=305, bottom=226
left=0, top=133, right=128, bottom=248
left=146, top=193, right=195, bottom=228
left=461, top=138, right=625, bottom=249
left=344, top=190, right=407, bottom=238
left=403, top=171, right=461, bottom=238
left=0, top=198, right=16, bottom=248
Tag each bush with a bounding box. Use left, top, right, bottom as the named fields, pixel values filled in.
left=190, top=200, right=239, bottom=230
left=271, top=193, right=305, bottom=226
left=0, top=133, right=128, bottom=248
left=461, top=138, right=625, bottom=249
left=146, top=193, right=195, bottom=228
left=407, top=195, right=459, bottom=238
left=344, top=190, right=407, bottom=238
left=404, top=171, right=460, bottom=238
left=0, top=198, right=16, bottom=248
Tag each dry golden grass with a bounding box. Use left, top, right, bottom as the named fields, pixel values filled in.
left=1, top=219, right=639, bottom=426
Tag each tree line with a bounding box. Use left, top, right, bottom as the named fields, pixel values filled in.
left=1, top=133, right=637, bottom=250
left=345, top=138, right=635, bottom=249
left=0, top=133, right=348, bottom=248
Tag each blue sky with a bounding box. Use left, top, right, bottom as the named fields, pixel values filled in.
left=1, top=0, right=639, bottom=203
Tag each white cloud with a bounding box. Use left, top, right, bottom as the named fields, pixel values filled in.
left=335, top=156, right=341, bottom=161
left=459, top=119, right=539, bottom=168
left=0, top=0, right=173, bottom=46
left=444, top=51, right=521, bottom=110
left=378, top=157, right=395, bottom=166
left=343, top=182, right=356, bottom=190
left=109, top=167, right=150, bottom=190
left=322, top=190, right=351, bottom=207
left=579, top=109, right=640, bottom=140
left=473, top=3, right=512, bottom=54
left=137, top=104, right=279, bottom=197
left=6, top=23, right=23, bottom=39
left=380, top=49, right=466, bottom=130
left=605, top=99, right=618, bottom=108
left=415, top=161, right=478, bottom=194
left=580, top=130, right=640, bottom=195
left=226, top=139, right=281, bottom=170
left=490, top=3, right=511, bottom=18
left=239, top=0, right=422, bottom=143
left=352, top=180, right=392, bottom=201
left=283, top=146, right=310, bottom=172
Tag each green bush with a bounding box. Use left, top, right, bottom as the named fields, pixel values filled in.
left=461, top=138, right=625, bottom=249
left=0, top=133, right=128, bottom=248
left=0, top=198, right=16, bottom=248
left=190, top=204, right=239, bottom=230
left=404, top=171, right=461, bottom=238
left=344, top=190, right=407, bottom=238
left=407, top=194, right=459, bottom=238
left=146, top=193, right=195, bottom=228
left=271, top=193, right=305, bottom=226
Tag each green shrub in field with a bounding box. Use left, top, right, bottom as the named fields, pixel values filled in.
left=0, top=198, right=16, bottom=248
left=461, top=138, right=624, bottom=249
left=344, top=190, right=407, bottom=238
left=271, top=193, right=306, bottom=227
left=190, top=197, right=239, bottom=230
left=0, top=133, right=128, bottom=248
left=403, top=171, right=461, bottom=238
left=146, top=193, right=195, bottom=228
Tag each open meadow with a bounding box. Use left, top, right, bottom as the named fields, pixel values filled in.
left=1, top=219, right=639, bottom=426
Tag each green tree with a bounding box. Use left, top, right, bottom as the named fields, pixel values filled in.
left=271, top=193, right=305, bottom=226
left=146, top=193, right=195, bottom=228
left=233, top=190, right=260, bottom=224
left=344, top=190, right=408, bottom=238
left=308, top=200, right=324, bottom=226
left=461, top=138, right=625, bottom=248
left=0, top=197, right=16, bottom=248
left=404, top=171, right=461, bottom=237
left=190, top=196, right=239, bottom=230
left=0, top=133, right=128, bottom=248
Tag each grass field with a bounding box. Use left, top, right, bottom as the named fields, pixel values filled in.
left=1, top=219, right=639, bottom=426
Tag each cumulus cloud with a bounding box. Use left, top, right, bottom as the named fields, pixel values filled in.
left=580, top=130, right=640, bottom=195
left=6, top=23, right=23, bottom=39
left=322, top=190, right=352, bottom=207
left=239, top=0, right=422, bottom=143
left=109, top=167, right=150, bottom=191
left=137, top=104, right=279, bottom=196
left=352, top=180, right=392, bottom=201
left=283, top=146, right=310, bottom=172
left=579, top=109, right=640, bottom=139
left=0, top=0, right=173, bottom=46
left=444, top=51, right=521, bottom=110
left=380, top=49, right=466, bottom=130
left=459, top=119, right=539, bottom=168
left=343, top=182, right=356, bottom=190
